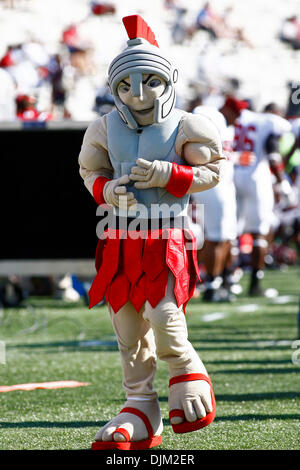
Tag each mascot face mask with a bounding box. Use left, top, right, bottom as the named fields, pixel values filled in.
left=108, top=15, right=178, bottom=129
left=117, top=73, right=166, bottom=126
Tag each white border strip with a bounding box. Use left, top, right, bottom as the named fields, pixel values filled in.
left=0, top=121, right=90, bottom=130
left=0, top=259, right=95, bottom=276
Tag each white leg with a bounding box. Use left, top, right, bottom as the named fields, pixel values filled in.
left=143, top=273, right=213, bottom=425
left=95, top=301, right=163, bottom=442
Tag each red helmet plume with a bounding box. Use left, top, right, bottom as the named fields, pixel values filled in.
left=122, top=15, right=159, bottom=47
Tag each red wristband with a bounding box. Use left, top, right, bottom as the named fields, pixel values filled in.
left=92, top=176, right=111, bottom=205
left=166, top=162, right=194, bottom=198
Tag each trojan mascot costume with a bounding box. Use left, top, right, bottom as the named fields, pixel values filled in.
left=79, top=15, right=225, bottom=450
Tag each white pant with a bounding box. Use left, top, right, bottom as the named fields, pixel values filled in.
left=191, top=179, right=237, bottom=242
left=234, top=163, right=274, bottom=236
left=109, top=273, right=206, bottom=400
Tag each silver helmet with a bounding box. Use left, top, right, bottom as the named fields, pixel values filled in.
left=108, top=15, right=178, bottom=129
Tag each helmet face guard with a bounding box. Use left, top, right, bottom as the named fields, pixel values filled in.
left=108, top=18, right=178, bottom=129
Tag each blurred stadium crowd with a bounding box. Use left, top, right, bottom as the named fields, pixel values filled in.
left=1, top=0, right=300, bottom=305
left=0, top=0, right=299, bottom=121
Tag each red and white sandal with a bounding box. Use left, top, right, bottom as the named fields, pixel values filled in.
left=91, top=407, right=162, bottom=450
left=169, top=373, right=216, bottom=434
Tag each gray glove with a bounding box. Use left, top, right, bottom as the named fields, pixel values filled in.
left=103, top=174, right=137, bottom=208
left=129, top=158, right=172, bottom=189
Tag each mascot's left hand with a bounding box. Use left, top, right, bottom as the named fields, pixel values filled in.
left=130, top=158, right=172, bottom=189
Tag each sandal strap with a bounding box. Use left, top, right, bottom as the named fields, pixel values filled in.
left=169, top=409, right=185, bottom=420
left=169, top=373, right=211, bottom=388
left=120, top=407, right=154, bottom=439
left=113, top=427, right=130, bottom=442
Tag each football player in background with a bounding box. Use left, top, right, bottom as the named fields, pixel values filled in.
left=233, top=105, right=291, bottom=295
left=190, top=96, right=247, bottom=301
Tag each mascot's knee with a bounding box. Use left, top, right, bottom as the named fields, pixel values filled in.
left=116, top=335, right=137, bottom=351
left=115, top=325, right=144, bottom=351
left=143, top=301, right=189, bottom=362
left=116, top=323, right=155, bottom=352
left=143, top=300, right=182, bottom=330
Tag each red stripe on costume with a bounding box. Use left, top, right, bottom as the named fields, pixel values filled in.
left=129, top=274, right=147, bottom=313
left=92, top=176, right=110, bottom=205
left=169, top=373, right=212, bottom=387
left=106, top=272, right=130, bottom=314
left=123, top=237, right=144, bottom=285
left=184, top=230, right=201, bottom=311
left=145, top=267, right=169, bottom=309
left=94, top=238, right=105, bottom=272
left=142, top=236, right=167, bottom=280
left=120, top=407, right=154, bottom=438
left=166, top=229, right=190, bottom=307
left=166, top=163, right=194, bottom=198
left=88, top=234, right=121, bottom=309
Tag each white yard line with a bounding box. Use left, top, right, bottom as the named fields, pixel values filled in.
left=200, top=294, right=298, bottom=323
left=253, top=339, right=295, bottom=347
left=78, top=339, right=117, bottom=347
left=271, top=295, right=297, bottom=304
left=201, top=312, right=227, bottom=322
left=237, top=304, right=259, bottom=313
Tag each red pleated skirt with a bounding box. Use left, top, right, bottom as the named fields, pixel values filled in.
left=88, top=228, right=200, bottom=314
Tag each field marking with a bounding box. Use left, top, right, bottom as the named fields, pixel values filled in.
left=0, top=380, right=90, bottom=393
left=271, top=295, right=297, bottom=304
left=237, top=304, right=259, bottom=313
left=253, top=339, right=295, bottom=347
left=78, top=340, right=118, bottom=347
left=202, top=312, right=227, bottom=322
left=199, top=294, right=298, bottom=324
left=0, top=341, right=5, bottom=365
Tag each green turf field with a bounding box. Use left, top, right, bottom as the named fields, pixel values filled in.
left=0, top=267, right=299, bottom=450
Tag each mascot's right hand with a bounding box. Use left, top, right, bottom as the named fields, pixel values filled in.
left=103, top=174, right=137, bottom=208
